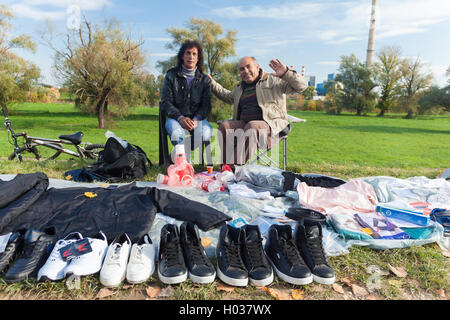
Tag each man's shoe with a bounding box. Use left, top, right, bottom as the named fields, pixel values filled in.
left=37, top=232, right=83, bottom=281
left=126, top=234, right=156, bottom=284
left=0, top=229, right=26, bottom=274
left=216, top=224, right=248, bottom=287
left=241, top=225, right=273, bottom=287
left=157, top=224, right=187, bottom=285
left=180, top=222, right=216, bottom=284
left=99, top=233, right=131, bottom=287
left=64, top=231, right=108, bottom=277
left=294, top=220, right=335, bottom=285
left=264, top=224, right=313, bottom=285
left=4, top=227, right=57, bottom=283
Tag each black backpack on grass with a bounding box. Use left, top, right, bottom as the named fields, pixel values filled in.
left=89, top=137, right=152, bottom=182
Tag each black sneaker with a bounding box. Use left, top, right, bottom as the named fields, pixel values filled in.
left=157, top=224, right=187, bottom=285
left=241, top=225, right=273, bottom=287
left=0, top=229, right=26, bottom=274
left=180, top=222, right=216, bottom=284
left=216, top=224, right=248, bottom=287
left=294, top=220, right=335, bottom=285
left=264, top=224, right=313, bottom=285
left=4, top=227, right=57, bottom=283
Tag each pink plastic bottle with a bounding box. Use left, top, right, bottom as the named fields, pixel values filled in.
left=157, top=145, right=194, bottom=186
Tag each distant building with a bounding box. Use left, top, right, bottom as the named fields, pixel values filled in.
left=315, top=73, right=335, bottom=96
left=307, top=75, right=316, bottom=87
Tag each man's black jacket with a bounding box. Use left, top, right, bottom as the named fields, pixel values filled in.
left=160, top=66, right=212, bottom=121
left=0, top=173, right=230, bottom=243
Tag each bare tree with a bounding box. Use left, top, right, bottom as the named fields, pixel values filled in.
left=43, top=16, right=147, bottom=129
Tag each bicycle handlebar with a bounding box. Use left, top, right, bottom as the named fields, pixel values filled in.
left=2, top=107, right=8, bottom=118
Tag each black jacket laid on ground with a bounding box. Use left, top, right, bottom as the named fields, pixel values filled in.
left=160, top=66, right=212, bottom=121
left=0, top=173, right=231, bottom=243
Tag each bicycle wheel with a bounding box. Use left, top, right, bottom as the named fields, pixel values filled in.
left=8, top=145, right=62, bottom=161
left=8, top=146, right=40, bottom=160
left=84, top=143, right=105, bottom=159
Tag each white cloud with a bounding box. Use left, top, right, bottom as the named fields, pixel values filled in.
left=10, top=0, right=111, bottom=21
left=211, top=0, right=450, bottom=44
left=211, top=2, right=324, bottom=20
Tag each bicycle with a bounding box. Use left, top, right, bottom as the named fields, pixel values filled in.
left=2, top=107, right=105, bottom=162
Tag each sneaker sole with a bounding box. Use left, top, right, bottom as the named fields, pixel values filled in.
left=266, top=255, right=313, bottom=286
left=217, top=266, right=248, bottom=287
left=157, top=268, right=187, bottom=285
left=249, top=271, right=274, bottom=287
left=100, top=273, right=126, bottom=287
left=189, top=271, right=216, bottom=284
left=313, top=274, right=335, bottom=285
left=127, top=266, right=155, bottom=284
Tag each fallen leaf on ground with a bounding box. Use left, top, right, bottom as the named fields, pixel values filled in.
left=158, top=286, right=173, bottom=298
left=436, top=288, right=446, bottom=298
left=340, top=277, right=353, bottom=286
left=366, top=294, right=381, bottom=300
left=332, top=283, right=345, bottom=294
left=96, top=288, right=115, bottom=299
left=351, top=284, right=369, bottom=297
left=441, top=250, right=450, bottom=258
left=264, top=287, right=291, bottom=300
left=201, top=237, right=212, bottom=247
left=291, top=289, right=305, bottom=300
left=217, top=283, right=235, bottom=292
left=388, top=264, right=407, bottom=278
left=145, top=286, right=161, bottom=298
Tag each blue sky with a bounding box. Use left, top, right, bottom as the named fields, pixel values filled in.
left=3, top=0, right=450, bottom=87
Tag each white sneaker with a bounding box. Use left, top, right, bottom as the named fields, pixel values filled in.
left=126, top=234, right=156, bottom=284
left=37, top=232, right=83, bottom=281
left=99, top=233, right=131, bottom=287
left=64, top=231, right=108, bottom=277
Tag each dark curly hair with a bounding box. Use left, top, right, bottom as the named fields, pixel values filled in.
left=176, top=39, right=204, bottom=73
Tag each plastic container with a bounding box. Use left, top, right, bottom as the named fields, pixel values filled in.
left=376, top=205, right=430, bottom=226
left=159, top=145, right=194, bottom=186
left=105, top=130, right=129, bottom=149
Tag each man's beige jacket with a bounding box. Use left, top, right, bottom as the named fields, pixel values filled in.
left=211, top=69, right=308, bottom=136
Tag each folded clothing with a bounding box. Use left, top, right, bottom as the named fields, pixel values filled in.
left=354, top=212, right=410, bottom=240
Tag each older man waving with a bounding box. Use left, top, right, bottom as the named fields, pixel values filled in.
left=209, top=57, right=307, bottom=167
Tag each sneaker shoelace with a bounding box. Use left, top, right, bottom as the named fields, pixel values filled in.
left=189, top=241, right=208, bottom=265
left=224, top=242, right=245, bottom=269
left=110, top=244, right=124, bottom=266
left=164, top=240, right=183, bottom=268
left=306, top=237, right=328, bottom=266
left=246, top=239, right=266, bottom=269
left=281, top=239, right=304, bottom=267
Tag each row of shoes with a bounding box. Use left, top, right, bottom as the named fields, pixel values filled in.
left=216, top=219, right=335, bottom=287
left=1, top=220, right=334, bottom=288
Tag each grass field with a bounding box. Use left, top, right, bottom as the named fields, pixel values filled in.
left=1, top=102, right=449, bottom=179
left=0, top=102, right=449, bottom=301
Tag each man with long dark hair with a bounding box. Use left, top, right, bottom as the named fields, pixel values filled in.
left=160, top=40, right=212, bottom=161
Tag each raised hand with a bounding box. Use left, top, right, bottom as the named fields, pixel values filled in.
left=269, top=59, right=288, bottom=77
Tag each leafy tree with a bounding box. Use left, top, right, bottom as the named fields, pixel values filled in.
left=418, top=85, right=450, bottom=114
left=44, top=16, right=147, bottom=129
left=374, top=46, right=402, bottom=116
left=334, top=54, right=377, bottom=115
left=0, top=5, right=40, bottom=110
left=398, top=57, right=433, bottom=118
left=302, top=86, right=316, bottom=100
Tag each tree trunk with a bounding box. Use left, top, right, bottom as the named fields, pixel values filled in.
left=404, top=110, right=413, bottom=119
left=97, top=97, right=107, bottom=129
left=377, top=109, right=385, bottom=117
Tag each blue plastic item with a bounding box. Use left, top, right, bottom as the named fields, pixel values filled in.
left=376, top=205, right=430, bottom=226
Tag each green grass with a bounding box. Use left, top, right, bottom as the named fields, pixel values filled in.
left=2, top=103, right=449, bottom=174
left=0, top=102, right=448, bottom=300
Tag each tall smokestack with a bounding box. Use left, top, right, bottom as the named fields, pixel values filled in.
left=366, top=0, right=377, bottom=68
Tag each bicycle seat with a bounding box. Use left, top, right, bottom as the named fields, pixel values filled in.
left=59, top=132, right=83, bottom=145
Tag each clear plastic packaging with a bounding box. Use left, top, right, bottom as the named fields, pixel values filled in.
left=105, top=130, right=129, bottom=149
